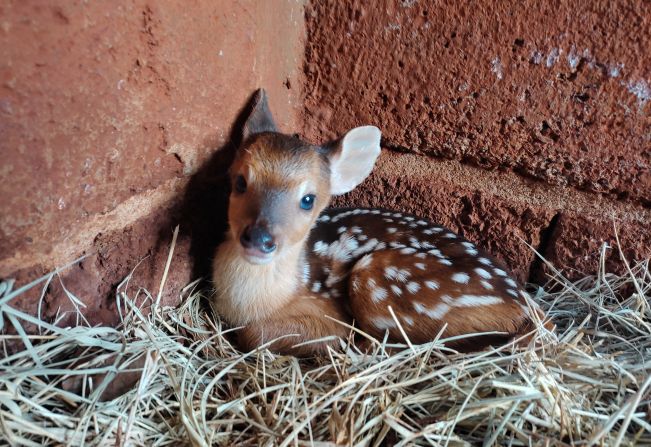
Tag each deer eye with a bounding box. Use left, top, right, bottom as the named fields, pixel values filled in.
left=300, top=194, right=315, bottom=211
left=234, top=175, right=247, bottom=193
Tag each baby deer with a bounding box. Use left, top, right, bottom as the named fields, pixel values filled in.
left=212, top=89, right=550, bottom=356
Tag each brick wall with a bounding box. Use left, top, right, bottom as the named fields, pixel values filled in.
left=0, top=0, right=305, bottom=326
left=301, top=0, right=650, bottom=283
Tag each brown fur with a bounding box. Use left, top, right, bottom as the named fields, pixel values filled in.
left=238, top=296, right=349, bottom=356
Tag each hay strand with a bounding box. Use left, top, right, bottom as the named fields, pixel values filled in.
left=0, top=245, right=649, bottom=446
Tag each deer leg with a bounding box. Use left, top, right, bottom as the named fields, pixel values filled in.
left=238, top=296, right=351, bottom=356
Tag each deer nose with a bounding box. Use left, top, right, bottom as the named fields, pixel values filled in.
left=240, top=225, right=277, bottom=254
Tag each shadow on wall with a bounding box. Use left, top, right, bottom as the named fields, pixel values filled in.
left=2, top=92, right=271, bottom=346
left=165, top=91, right=264, bottom=290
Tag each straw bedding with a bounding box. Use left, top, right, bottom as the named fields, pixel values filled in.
left=1, top=245, right=649, bottom=446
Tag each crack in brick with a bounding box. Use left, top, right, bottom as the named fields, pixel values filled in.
left=527, top=212, right=560, bottom=284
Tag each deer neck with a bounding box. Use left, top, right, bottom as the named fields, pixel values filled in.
left=212, top=235, right=306, bottom=325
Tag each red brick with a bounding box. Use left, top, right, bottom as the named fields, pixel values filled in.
left=303, top=0, right=651, bottom=205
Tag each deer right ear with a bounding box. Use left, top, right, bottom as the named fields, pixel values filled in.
left=322, top=126, right=382, bottom=195
left=242, top=89, right=277, bottom=140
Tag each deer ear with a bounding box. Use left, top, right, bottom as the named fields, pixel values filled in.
left=242, top=89, right=277, bottom=140
left=323, top=126, right=381, bottom=195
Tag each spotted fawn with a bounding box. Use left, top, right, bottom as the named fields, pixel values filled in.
left=212, top=89, right=550, bottom=356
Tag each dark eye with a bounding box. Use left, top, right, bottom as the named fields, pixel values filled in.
left=234, top=175, right=247, bottom=193
left=300, top=194, right=315, bottom=210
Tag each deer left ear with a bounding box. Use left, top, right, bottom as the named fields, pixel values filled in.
left=242, top=89, right=277, bottom=141
left=322, top=126, right=381, bottom=195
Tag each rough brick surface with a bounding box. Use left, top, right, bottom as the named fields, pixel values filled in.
left=539, top=214, right=651, bottom=283
left=303, top=0, right=651, bottom=205
left=1, top=0, right=303, bottom=273
left=0, top=0, right=304, bottom=328
left=302, top=0, right=651, bottom=282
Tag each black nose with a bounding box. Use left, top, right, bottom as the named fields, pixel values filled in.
left=240, top=225, right=277, bottom=253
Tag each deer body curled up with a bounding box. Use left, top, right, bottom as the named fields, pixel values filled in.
left=212, top=90, right=550, bottom=356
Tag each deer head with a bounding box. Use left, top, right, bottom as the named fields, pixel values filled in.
left=227, top=89, right=381, bottom=265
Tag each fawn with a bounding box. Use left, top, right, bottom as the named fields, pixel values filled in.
left=212, top=89, right=550, bottom=356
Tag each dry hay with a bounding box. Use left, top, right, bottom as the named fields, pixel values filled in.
left=1, top=242, right=650, bottom=446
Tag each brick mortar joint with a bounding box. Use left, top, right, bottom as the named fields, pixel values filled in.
left=377, top=145, right=651, bottom=224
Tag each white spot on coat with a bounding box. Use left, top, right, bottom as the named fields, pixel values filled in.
left=452, top=272, right=470, bottom=284
left=425, top=280, right=439, bottom=290
left=352, top=238, right=380, bottom=257
left=474, top=268, right=491, bottom=279
left=325, top=273, right=343, bottom=288
left=354, top=253, right=374, bottom=270
left=385, top=266, right=412, bottom=282
left=319, top=234, right=359, bottom=262
left=505, top=278, right=518, bottom=288
left=406, top=281, right=420, bottom=294
left=480, top=280, right=494, bottom=290
left=409, top=237, right=422, bottom=248
left=428, top=249, right=443, bottom=257
left=453, top=295, right=504, bottom=306
left=313, top=241, right=329, bottom=255
left=402, top=315, right=414, bottom=326
left=373, top=317, right=397, bottom=330
left=371, top=286, right=388, bottom=303
left=390, top=284, right=403, bottom=295
left=426, top=303, right=450, bottom=319
left=414, top=301, right=449, bottom=319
